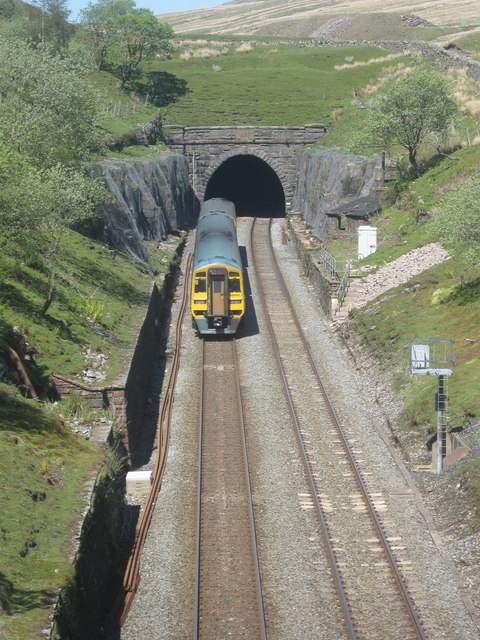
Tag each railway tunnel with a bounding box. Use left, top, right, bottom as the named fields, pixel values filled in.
left=204, top=154, right=285, bottom=217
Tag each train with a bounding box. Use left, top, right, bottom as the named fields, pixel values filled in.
left=191, top=198, right=245, bottom=335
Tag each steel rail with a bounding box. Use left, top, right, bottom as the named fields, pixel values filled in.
left=194, top=338, right=267, bottom=640
left=114, top=252, right=193, bottom=627
left=193, top=338, right=205, bottom=640
left=261, top=218, right=427, bottom=640
left=232, top=339, right=268, bottom=640
left=250, top=218, right=356, bottom=640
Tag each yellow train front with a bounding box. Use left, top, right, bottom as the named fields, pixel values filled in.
left=191, top=198, right=245, bottom=335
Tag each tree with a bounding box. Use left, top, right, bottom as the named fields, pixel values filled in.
left=0, top=157, right=106, bottom=315
left=33, top=0, right=72, bottom=50
left=135, top=70, right=189, bottom=107
left=0, top=40, right=108, bottom=314
left=78, top=0, right=135, bottom=70
left=109, top=9, right=173, bottom=89
left=431, top=175, right=480, bottom=268
left=0, top=41, right=106, bottom=167
left=0, top=0, right=15, bottom=18
left=353, top=68, right=459, bottom=175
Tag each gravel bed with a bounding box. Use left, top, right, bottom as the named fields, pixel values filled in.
left=120, top=219, right=479, bottom=640
left=270, top=218, right=480, bottom=639
left=354, top=243, right=450, bottom=308
left=236, top=218, right=347, bottom=639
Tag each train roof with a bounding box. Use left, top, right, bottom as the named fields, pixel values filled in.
left=193, top=212, right=242, bottom=271
left=199, top=197, right=236, bottom=221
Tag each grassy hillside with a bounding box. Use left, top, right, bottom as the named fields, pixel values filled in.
left=0, top=229, right=183, bottom=638
left=323, top=143, right=480, bottom=500
left=145, top=41, right=411, bottom=127
left=157, top=0, right=479, bottom=36
left=0, top=230, right=180, bottom=385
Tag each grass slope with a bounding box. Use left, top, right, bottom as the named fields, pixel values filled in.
left=150, top=42, right=408, bottom=127
left=325, top=144, right=480, bottom=454
left=0, top=228, right=183, bottom=637
left=157, top=0, right=479, bottom=35
left=0, top=386, right=102, bottom=639
left=0, top=230, right=180, bottom=385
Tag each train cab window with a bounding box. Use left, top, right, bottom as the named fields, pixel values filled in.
left=194, top=278, right=206, bottom=293
left=213, top=280, right=223, bottom=294
left=229, top=278, right=241, bottom=293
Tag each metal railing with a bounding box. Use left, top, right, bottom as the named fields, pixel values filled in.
left=319, top=246, right=342, bottom=280
left=337, top=263, right=351, bottom=309
left=318, top=247, right=351, bottom=309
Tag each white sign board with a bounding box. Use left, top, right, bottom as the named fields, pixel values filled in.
left=411, top=344, right=430, bottom=369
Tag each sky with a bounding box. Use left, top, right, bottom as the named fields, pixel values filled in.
left=68, top=0, right=225, bottom=21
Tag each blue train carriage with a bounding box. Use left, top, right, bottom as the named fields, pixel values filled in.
left=191, top=199, right=245, bottom=335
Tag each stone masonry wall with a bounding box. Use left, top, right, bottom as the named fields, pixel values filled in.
left=167, top=125, right=327, bottom=207
left=288, top=215, right=338, bottom=316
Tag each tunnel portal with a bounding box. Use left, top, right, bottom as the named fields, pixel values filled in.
left=204, top=155, right=285, bottom=218
left=166, top=125, right=328, bottom=213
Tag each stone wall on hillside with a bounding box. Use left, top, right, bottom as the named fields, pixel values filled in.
left=92, top=153, right=197, bottom=266
left=292, top=147, right=384, bottom=241
left=247, top=38, right=480, bottom=80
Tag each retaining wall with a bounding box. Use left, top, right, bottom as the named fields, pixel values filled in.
left=287, top=215, right=339, bottom=316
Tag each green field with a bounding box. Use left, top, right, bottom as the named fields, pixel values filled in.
left=142, top=42, right=410, bottom=128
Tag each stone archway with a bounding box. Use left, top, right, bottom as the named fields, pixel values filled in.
left=166, top=125, right=327, bottom=212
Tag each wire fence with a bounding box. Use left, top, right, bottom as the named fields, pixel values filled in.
left=101, top=100, right=145, bottom=119
left=449, top=123, right=480, bottom=148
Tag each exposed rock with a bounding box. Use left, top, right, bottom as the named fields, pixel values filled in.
left=293, top=147, right=383, bottom=240
left=401, top=14, right=433, bottom=27
left=81, top=346, right=108, bottom=384
left=310, top=16, right=357, bottom=38
left=108, top=113, right=165, bottom=151
left=12, top=326, right=38, bottom=361
left=92, top=153, right=197, bottom=266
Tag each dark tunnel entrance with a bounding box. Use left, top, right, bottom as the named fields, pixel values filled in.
left=204, top=154, right=286, bottom=217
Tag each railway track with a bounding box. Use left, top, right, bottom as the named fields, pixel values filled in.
left=194, top=337, right=266, bottom=639
left=250, top=217, right=427, bottom=640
